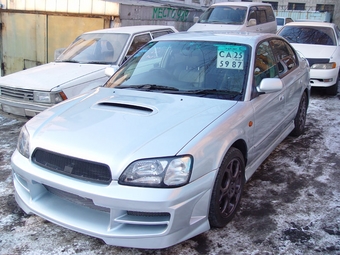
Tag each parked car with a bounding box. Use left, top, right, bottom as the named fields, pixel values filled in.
left=0, top=25, right=177, bottom=117
left=278, top=22, right=340, bottom=95
left=188, top=2, right=277, bottom=33
left=12, top=31, right=310, bottom=249
left=276, top=16, right=294, bottom=30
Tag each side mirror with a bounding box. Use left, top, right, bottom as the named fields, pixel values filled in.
left=105, top=66, right=118, bottom=77
left=257, top=78, right=283, bottom=93
left=247, top=19, right=257, bottom=27
left=194, top=16, right=199, bottom=23
left=54, top=48, right=66, bottom=60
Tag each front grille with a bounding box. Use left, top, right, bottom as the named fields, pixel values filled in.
left=306, top=58, right=329, bottom=67
left=0, top=86, right=34, bottom=101
left=127, top=211, right=170, bottom=217
left=45, top=185, right=110, bottom=213
left=32, top=148, right=112, bottom=184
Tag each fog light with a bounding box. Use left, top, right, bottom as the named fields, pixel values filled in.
left=323, top=78, right=333, bottom=82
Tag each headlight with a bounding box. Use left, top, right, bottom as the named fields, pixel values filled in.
left=119, top=155, right=193, bottom=188
left=33, top=91, right=67, bottom=104
left=311, top=62, right=336, bottom=69
left=17, top=126, right=30, bottom=158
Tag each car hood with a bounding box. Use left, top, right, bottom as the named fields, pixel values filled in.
left=28, top=87, right=237, bottom=179
left=0, top=62, right=109, bottom=91
left=290, top=44, right=337, bottom=59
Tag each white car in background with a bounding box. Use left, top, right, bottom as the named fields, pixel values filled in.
left=0, top=25, right=177, bottom=117
left=278, top=22, right=340, bottom=95
left=276, top=16, right=294, bottom=31
left=188, top=2, right=277, bottom=33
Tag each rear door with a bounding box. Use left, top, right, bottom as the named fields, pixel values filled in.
left=269, top=39, right=304, bottom=128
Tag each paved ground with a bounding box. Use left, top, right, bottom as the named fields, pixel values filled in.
left=1, top=88, right=340, bottom=255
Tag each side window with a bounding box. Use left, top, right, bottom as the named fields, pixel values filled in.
left=286, top=18, right=294, bottom=24
left=248, top=7, right=257, bottom=22
left=127, top=33, right=152, bottom=57
left=152, top=30, right=174, bottom=39
left=265, top=6, right=276, bottom=22
left=254, top=41, right=278, bottom=86
left=270, top=39, right=298, bottom=77
left=257, top=9, right=267, bottom=24
left=335, top=26, right=340, bottom=44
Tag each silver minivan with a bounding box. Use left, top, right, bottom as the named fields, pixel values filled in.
left=188, top=2, right=277, bottom=33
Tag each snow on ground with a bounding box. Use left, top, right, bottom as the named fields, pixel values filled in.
left=0, top=88, right=339, bottom=255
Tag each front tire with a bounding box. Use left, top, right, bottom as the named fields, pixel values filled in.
left=209, top=147, right=245, bottom=228
left=326, top=72, right=339, bottom=95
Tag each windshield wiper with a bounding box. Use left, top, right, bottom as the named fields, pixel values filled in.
left=57, top=60, right=79, bottom=63
left=182, top=89, right=243, bottom=99
left=86, top=61, right=110, bottom=64
left=117, top=84, right=179, bottom=91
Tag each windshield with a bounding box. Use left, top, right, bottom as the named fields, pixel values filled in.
left=279, top=26, right=336, bottom=45
left=105, top=40, right=250, bottom=100
left=56, top=33, right=130, bottom=65
left=198, top=6, right=247, bottom=25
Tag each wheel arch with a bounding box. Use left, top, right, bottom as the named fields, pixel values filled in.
left=229, top=139, right=248, bottom=166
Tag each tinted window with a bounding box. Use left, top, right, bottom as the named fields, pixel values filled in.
left=198, top=6, right=247, bottom=25
left=286, top=18, right=293, bottom=24
left=279, top=26, right=336, bottom=45
left=127, top=33, right=152, bottom=56
left=257, top=9, right=267, bottom=24
left=264, top=6, right=275, bottom=22
left=270, top=39, right=298, bottom=76
left=249, top=6, right=275, bottom=24
left=152, top=30, right=174, bottom=39
left=254, top=40, right=278, bottom=86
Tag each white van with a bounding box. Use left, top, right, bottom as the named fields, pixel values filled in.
left=188, top=2, right=277, bottom=33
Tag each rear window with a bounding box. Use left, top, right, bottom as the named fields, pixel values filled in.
left=279, top=26, right=336, bottom=45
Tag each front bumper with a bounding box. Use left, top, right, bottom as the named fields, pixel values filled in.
left=309, top=68, right=339, bottom=88
left=0, top=97, right=50, bottom=117
left=12, top=149, right=215, bottom=249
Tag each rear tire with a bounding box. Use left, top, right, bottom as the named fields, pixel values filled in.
left=209, top=147, right=245, bottom=228
left=291, top=92, right=307, bottom=137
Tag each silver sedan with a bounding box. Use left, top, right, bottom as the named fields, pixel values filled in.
left=12, top=31, right=310, bottom=249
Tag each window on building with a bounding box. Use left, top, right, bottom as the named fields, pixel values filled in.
left=316, top=4, right=334, bottom=13
left=262, top=1, right=278, bottom=10
left=288, top=3, right=305, bottom=11
left=316, top=4, right=334, bottom=22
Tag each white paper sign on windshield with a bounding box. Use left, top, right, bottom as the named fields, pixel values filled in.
left=217, top=45, right=245, bottom=70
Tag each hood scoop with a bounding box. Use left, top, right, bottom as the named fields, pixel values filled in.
left=96, top=102, right=154, bottom=115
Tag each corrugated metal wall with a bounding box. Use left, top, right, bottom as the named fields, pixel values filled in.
left=0, top=13, right=110, bottom=76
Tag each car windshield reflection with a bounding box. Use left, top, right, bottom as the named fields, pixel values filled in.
left=56, top=33, right=130, bottom=65
left=106, top=40, right=249, bottom=100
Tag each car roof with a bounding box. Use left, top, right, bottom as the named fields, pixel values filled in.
left=283, top=21, right=335, bottom=28
left=84, top=25, right=177, bottom=35
left=154, top=30, right=281, bottom=46
left=211, top=2, right=272, bottom=8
